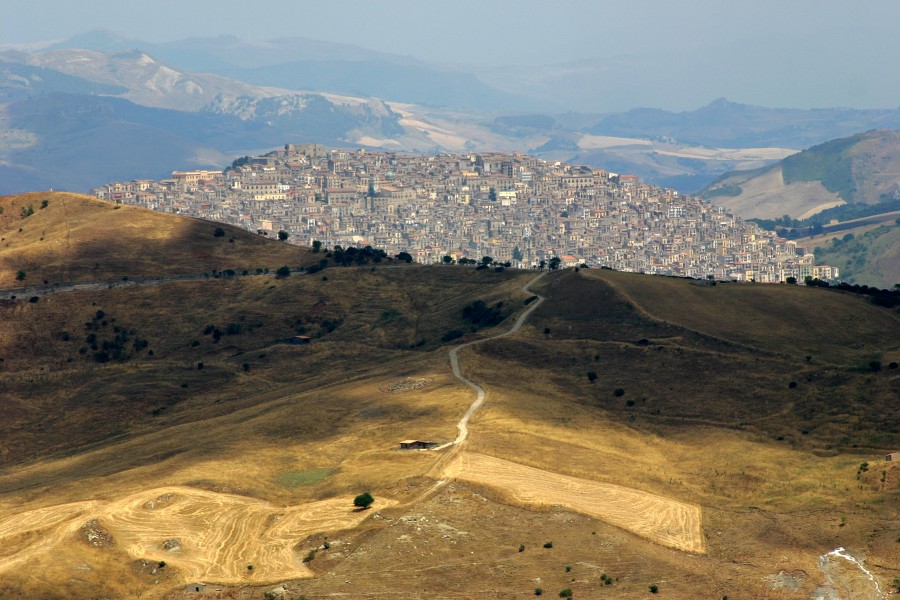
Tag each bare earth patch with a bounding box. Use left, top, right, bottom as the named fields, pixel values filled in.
left=0, top=486, right=394, bottom=585
left=444, top=452, right=706, bottom=554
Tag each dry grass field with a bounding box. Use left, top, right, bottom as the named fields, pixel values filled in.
left=0, top=486, right=395, bottom=584
left=0, top=192, right=315, bottom=288
left=0, top=193, right=898, bottom=599
left=443, top=452, right=706, bottom=553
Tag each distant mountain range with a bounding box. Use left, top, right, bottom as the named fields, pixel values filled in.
left=5, top=30, right=900, bottom=195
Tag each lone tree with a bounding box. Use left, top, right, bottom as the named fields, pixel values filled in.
left=442, top=255, right=453, bottom=264
left=396, top=251, right=413, bottom=263
left=278, top=230, right=289, bottom=242
left=275, top=265, right=291, bottom=279
left=312, top=240, right=322, bottom=253
left=353, top=492, right=374, bottom=509
left=549, top=256, right=561, bottom=270
left=15, top=270, right=26, bottom=281
left=587, top=371, right=598, bottom=383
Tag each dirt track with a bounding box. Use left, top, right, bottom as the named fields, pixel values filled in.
left=433, top=271, right=546, bottom=451
left=444, top=452, right=707, bottom=554
left=0, top=486, right=394, bottom=584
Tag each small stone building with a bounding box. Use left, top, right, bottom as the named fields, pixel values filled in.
left=400, top=440, right=437, bottom=450
left=886, top=452, right=900, bottom=461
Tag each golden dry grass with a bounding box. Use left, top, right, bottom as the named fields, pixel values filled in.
left=0, top=196, right=897, bottom=598
left=0, top=192, right=312, bottom=288
left=0, top=486, right=394, bottom=584
left=577, top=268, right=900, bottom=365
left=444, top=452, right=706, bottom=553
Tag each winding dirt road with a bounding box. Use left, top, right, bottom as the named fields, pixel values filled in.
left=432, top=271, right=546, bottom=451
left=429, top=271, right=707, bottom=554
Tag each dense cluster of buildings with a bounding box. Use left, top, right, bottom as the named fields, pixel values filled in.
left=93, top=144, right=839, bottom=282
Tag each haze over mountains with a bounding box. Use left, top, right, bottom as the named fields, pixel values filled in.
left=5, top=30, right=900, bottom=195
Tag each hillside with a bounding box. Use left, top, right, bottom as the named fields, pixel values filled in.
left=0, top=194, right=898, bottom=599
left=703, top=129, right=900, bottom=219
left=806, top=220, right=900, bottom=289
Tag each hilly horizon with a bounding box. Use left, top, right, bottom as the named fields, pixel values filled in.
left=0, top=192, right=897, bottom=598
left=7, top=31, right=900, bottom=196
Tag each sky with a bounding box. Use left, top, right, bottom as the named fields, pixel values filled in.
left=3, top=0, right=900, bottom=110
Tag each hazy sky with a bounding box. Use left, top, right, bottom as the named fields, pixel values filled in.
left=3, top=0, right=900, bottom=109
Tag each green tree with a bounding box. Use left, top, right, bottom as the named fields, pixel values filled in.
left=278, top=230, right=289, bottom=242
left=488, top=187, right=497, bottom=201
left=312, top=240, right=322, bottom=253
left=549, top=257, right=561, bottom=270
left=587, top=371, right=598, bottom=383
left=213, top=227, right=225, bottom=237
left=353, top=491, right=374, bottom=509
left=785, top=276, right=797, bottom=284
left=649, top=584, right=659, bottom=593
left=396, top=251, right=413, bottom=263
left=15, top=270, right=26, bottom=281
left=539, top=259, right=546, bottom=271
left=481, top=256, right=493, bottom=266
left=275, top=266, right=291, bottom=279
left=512, top=245, right=523, bottom=261
left=442, top=255, right=453, bottom=264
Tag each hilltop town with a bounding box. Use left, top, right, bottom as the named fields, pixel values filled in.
left=94, top=144, right=839, bottom=282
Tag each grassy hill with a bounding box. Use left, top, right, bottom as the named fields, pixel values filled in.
left=0, top=195, right=897, bottom=599
left=808, top=221, right=900, bottom=288
left=702, top=129, right=900, bottom=220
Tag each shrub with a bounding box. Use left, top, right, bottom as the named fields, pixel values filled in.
left=559, top=589, right=572, bottom=598
left=15, top=270, right=25, bottom=281
left=535, top=589, right=543, bottom=596
left=518, top=544, right=525, bottom=552
left=303, top=549, right=317, bottom=563
left=275, top=265, right=291, bottom=278
left=543, top=541, right=553, bottom=548
left=213, top=227, right=225, bottom=237
left=587, top=371, right=598, bottom=383
left=353, top=491, right=374, bottom=509
left=649, top=584, right=659, bottom=593
left=614, top=388, right=625, bottom=397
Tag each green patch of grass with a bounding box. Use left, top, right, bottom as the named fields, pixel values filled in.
left=276, top=467, right=334, bottom=488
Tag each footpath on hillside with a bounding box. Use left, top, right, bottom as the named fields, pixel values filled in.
left=432, top=271, right=546, bottom=451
